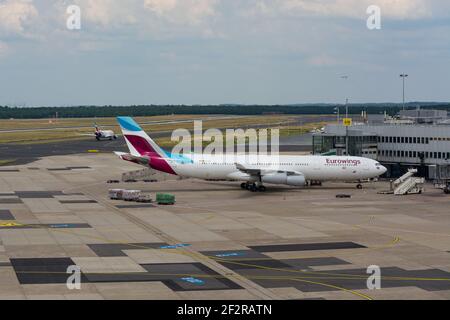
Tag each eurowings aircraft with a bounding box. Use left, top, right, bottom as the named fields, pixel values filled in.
left=115, top=117, right=387, bottom=192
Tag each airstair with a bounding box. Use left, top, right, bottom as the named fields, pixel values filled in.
left=393, top=169, right=425, bottom=195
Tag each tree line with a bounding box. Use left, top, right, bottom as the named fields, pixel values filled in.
left=1, top=103, right=449, bottom=119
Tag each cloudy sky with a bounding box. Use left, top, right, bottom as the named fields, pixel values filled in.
left=0, top=0, right=449, bottom=106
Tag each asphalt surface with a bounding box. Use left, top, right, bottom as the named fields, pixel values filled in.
left=0, top=133, right=313, bottom=166
left=0, top=138, right=128, bottom=165
left=2, top=154, right=450, bottom=300
left=0, top=114, right=329, bottom=166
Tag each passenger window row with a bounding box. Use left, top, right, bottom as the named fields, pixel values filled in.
left=200, top=161, right=309, bottom=166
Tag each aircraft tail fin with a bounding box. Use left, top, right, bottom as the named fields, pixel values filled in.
left=116, top=117, right=166, bottom=158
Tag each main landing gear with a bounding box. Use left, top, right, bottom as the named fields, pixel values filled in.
left=241, top=182, right=266, bottom=192
left=356, top=183, right=363, bottom=189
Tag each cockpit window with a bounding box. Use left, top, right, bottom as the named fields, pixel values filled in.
left=375, top=163, right=381, bottom=166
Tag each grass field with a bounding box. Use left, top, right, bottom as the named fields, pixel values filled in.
left=153, top=121, right=329, bottom=148
left=0, top=115, right=331, bottom=145
left=0, top=159, right=16, bottom=166
left=0, top=115, right=214, bottom=130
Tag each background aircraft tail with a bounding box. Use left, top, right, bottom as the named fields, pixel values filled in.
left=117, top=117, right=166, bottom=158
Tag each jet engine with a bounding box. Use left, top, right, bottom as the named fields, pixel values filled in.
left=261, top=172, right=306, bottom=186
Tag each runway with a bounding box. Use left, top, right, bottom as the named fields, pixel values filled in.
left=0, top=134, right=314, bottom=166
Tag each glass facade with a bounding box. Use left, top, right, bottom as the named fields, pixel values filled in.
left=314, top=121, right=450, bottom=179
left=313, top=135, right=377, bottom=156
left=313, top=135, right=334, bottom=155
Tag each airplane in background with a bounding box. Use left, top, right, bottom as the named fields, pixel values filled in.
left=92, top=124, right=118, bottom=141
left=114, top=117, right=387, bottom=192
left=79, top=124, right=118, bottom=141
left=309, top=127, right=325, bottom=134
left=94, top=124, right=117, bottom=141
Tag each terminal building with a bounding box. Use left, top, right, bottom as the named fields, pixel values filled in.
left=312, top=109, right=450, bottom=180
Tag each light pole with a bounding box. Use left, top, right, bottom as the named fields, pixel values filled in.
left=345, top=98, right=349, bottom=118
left=340, top=75, right=349, bottom=119
left=400, top=74, right=408, bottom=111
left=334, top=106, right=340, bottom=124
left=340, top=75, right=350, bottom=156
left=345, top=98, right=349, bottom=156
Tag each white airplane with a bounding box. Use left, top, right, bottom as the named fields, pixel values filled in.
left=94, top=124, right=117, bottom=141
left=115, top=117, right=387, bottom=192
left=309, top=127, right=325, bottom=134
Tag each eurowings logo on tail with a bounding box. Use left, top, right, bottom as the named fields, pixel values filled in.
left=117, top=117, right=192, bottom=175
left=117, top=117, right=165, bottom=157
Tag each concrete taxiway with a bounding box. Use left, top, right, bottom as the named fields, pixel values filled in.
left=1, top=153, right=450, bottom=300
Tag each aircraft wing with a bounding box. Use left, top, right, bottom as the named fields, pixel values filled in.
left=235, top=163, right=263, bottom=175
left=235, top=163, right=298, bottom=176
left=76, top=133, right=121, bottom=137
left=77, top=133, right=96, bottom=137
left=236, top=163, right=302, bottom=177
left=235, top=163, right=306, bottom=186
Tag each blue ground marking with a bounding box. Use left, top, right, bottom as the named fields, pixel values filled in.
left=181, top=277, right=205, bottom=285
left=48, top=224, right=71, bottom=229
left=159, top=244, right=191, bottom=249
left=215, top=252, right=245, bottom=258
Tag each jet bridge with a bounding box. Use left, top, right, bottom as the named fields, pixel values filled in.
left=429, top=165, right=450, bottom=194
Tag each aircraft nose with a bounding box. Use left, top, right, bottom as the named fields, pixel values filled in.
left=374, top=161, right=387, bottom=175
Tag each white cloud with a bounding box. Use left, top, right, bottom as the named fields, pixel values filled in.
left=0, top=0, right=39, bottom=36
left=144, top=0, right=177, bottom=15
left=64, top=0, right=218, bottom=29
left=253, top=0, right=433, bottom=19
left=0, top=0, right=448, bottom=55
left=143, top=0, right=218, bottom=25
left=73, top=0, right=138, bottom=27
